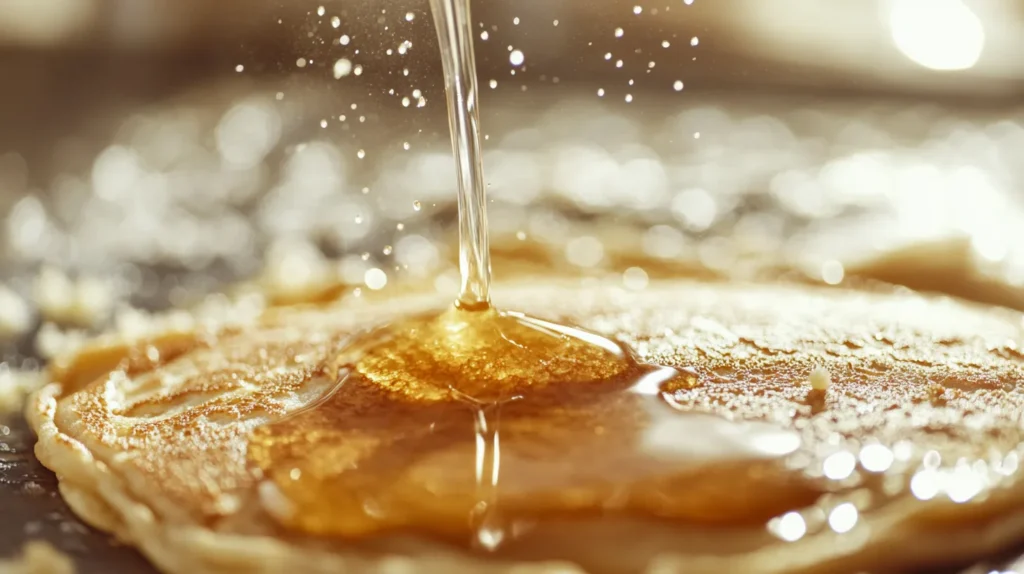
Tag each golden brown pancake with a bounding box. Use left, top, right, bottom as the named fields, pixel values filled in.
left=27, top=278, right=1024, bottom=574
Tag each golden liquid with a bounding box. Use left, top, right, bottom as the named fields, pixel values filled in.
left=248, top=308, right=820, bottom=547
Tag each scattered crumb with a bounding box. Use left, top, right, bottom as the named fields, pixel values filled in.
left=33, top=267, right=113, bottom=327
left=809, top=366, right=831, bottom=391
left=0, top=284, right=32, bottom=339
left=0, top=540, right=75, bottom=574
left=0, top=364, right=45, bottom=414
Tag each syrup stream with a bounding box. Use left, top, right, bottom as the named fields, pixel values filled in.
left=429, top=0, right=492, bottom=310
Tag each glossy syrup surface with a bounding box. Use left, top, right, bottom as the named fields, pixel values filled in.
left=247, top=307, right=814, bottom=547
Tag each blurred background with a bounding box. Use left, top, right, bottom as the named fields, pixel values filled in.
left=2, top=0, right=1024, bottom=328
left=4, top=1, right=1024, bottom=570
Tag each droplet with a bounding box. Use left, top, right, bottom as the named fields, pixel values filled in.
left=317, top=5, right=325, bottom=16
left=828, top=503, right=858, bottom=534
left=340, top=35, right=351, bottom=45
left=354, top=214, right=363, bottom=224
left=364, top=268, right=388, bottom=290
left=859, top=444, right=895, bottom=473
left=481, top=30, right=489, bottom=40
left=331, top=16, right=341, bottom=28
left=809, top=366, right=831, bottom=390
left=823, top=451, right=857, bottom=480
left=513, top=16, right=520, bottom=25
left=690, top=36, right=700, bottom=46
left=597, top=88, right=605, bottom=97
left=354, top=65, right=363, bottom=76
left=333, top=58, right=353, bottom=79
left=509, top=50, right=525, bottom=66
left=402, top=142, right=411, bottom=151
left=356, top=149, right=366, bottom=159
left=614, top=27, right=624, bottom=38
left=296, top=58, right=308, bottom=68
left=516, top=231, right=527, bottom=240
left=489, top=79, right=498, bottom=89
left=662, top=40, right=671, bottom=48
left=605, top=52, right=613, bottom=60
left=625, top=93, right=633, bottom=103
left=615, top=59, right=624, bottom=68
left=673, top=80, right=684, bottom=91
left=405, top=11, right=415, bottom=21
left=771, top=512, right=807, bottom=542
left=633, top=5, right=643, bottom=14
left=553, top=19, right=559, bottom=26
left=402, top=97, right=411, bottom=107
left=319, top=119, right=328, bottom=128
left=234, top=64, right=244, bottom=72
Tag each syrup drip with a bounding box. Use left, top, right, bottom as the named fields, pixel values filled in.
left=248, top=309, right=815, bottom=545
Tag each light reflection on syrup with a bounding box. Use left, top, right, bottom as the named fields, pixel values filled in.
left=248, top=307, right=818, bottom=547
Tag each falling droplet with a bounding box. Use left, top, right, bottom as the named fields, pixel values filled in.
left=625, top=94, right=633, bottom=103
left=489, top=79, right=498, bottom=89
left=382, top=245, right=393, bottom=256
left=597, top=88, right=605, bottom=96
left=405, top=12, right=415, bottom=21
left=509, top=50, right=525, bottom=66
left=481, top=31, right=489, bottom=40
left=357, top=149, right=366, bottom=159
left=413, top=201, right=422, bottom=211
left=340, top=35, right=351, bottom=45
left=317, top=5, right=325, bottom=17
left=633, top=5, right=643, bottom=14
left=691, top=36, right=700, bottom=46
left=234, top=64, right=244, bottom=72
left=331, top=16, right=341, bottom=28
left=614, top=27, right=624, bottom=38
left=333, top=58, right=353, bottom=78
left=320, top=119, right=328, bottom=128
left=296, top=58, right=308, bottom=68
left=673, top=80, right=684, bottom=91
left=403, top=142, right=411, bottom=150
left=354, top=214, right=364, bottom=224
left=662, top=40, right=671, bottom=48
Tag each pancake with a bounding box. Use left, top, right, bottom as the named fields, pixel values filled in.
left=26, top=278, right=1024, bottom=574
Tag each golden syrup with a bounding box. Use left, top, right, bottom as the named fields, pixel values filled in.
left=248, top=307, right=819, bottom=547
